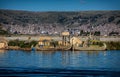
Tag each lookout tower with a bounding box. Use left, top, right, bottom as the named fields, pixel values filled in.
left=61, top=31, right=70, bottom=46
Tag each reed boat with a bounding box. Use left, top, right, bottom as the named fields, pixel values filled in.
left=71, top=46, right=106, bottom=51
left=35, top=45, right=71, bottom=51
left=71, top=43, right=107, bottom=51
left=6, top=45, right=71, bottom=51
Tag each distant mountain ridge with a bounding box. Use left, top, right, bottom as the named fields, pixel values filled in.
left=0, top=9, right=120, bottom=35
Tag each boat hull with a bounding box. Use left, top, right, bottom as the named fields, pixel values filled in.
left=72, top=46, right=106, bottom=51
left=36, top=47, right=71, bottom=51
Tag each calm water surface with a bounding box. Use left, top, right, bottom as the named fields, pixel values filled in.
left=0, top=50, right=120, bottom=77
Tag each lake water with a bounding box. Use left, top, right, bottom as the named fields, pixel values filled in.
left=0, top=50, right=120, bottom=77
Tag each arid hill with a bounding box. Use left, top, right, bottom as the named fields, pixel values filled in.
left=0, top=9, right=120, bottom=35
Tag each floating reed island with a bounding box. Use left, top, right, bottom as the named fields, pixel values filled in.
left=1, top=31, right=120, bottom=51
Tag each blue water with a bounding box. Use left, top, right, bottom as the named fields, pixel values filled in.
left=0, top=50, right=120, bottom=77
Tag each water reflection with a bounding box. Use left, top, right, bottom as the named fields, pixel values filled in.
left=0, top=50, right=6, bottom=53
left=0, top=50, right=6, bottom=58
left=0, top=50, right=120, bottom=71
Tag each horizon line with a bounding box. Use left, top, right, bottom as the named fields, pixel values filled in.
left=0, top=8, right=120, bottom=12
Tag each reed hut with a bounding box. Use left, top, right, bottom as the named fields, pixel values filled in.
left=70, top=37, right=82, bottom=47
left=38, top=36, right=52, bottom=46
left=0, top=37, right=8, bottom=49
left=58, top=40, right=69, bottom=46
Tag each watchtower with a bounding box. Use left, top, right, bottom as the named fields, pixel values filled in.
left=61, top=32, right=70, bottom=46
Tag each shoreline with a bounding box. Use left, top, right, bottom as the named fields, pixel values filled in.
left=1, top=45, right=120, bottom=51
left=0, top=46, right=110, bottom=51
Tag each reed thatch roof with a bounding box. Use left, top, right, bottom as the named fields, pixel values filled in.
left=61, top=32, right=70, bottom=36
left=0, top=37, right=7, bottom=43
left=0, top=37, right=8, bottom=48
left=70, top=37, right=82, bottom=45
left=39, top=36, right=52, bottom=41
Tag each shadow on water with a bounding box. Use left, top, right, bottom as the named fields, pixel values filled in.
left=0, top=67, right=120, bottom=77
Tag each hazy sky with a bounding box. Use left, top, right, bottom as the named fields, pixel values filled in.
left=0, top=0, right=120, bottom=11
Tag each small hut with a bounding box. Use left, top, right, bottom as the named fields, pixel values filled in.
left=0, top=37, right=8, bottom=49
left=70, top=37, right=82, bottom=47
left=38, top=36, right=52, bottom=47
left=58, top=40, right=70, bottom=46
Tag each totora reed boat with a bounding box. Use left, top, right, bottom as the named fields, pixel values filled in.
left=35, top=44, right=71, bottom=51
left=71, top=43, right=107, bottom=51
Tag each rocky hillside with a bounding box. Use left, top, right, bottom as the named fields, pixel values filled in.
left=0, top=9, right=120, bottom=35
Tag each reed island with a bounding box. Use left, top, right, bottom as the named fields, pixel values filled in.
left=0, top=31, right=120, bottom=51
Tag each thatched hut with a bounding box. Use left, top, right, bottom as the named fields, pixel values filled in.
left=0, top=37, right=8, bottom=49
left=38, top=36, right=52, bottom=46
left=58, top=40, right=69, bottom=46
left=70, top=37, right=82, bottom=47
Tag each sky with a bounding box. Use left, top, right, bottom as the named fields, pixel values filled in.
left=0, top=0, right=120, bottom=11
